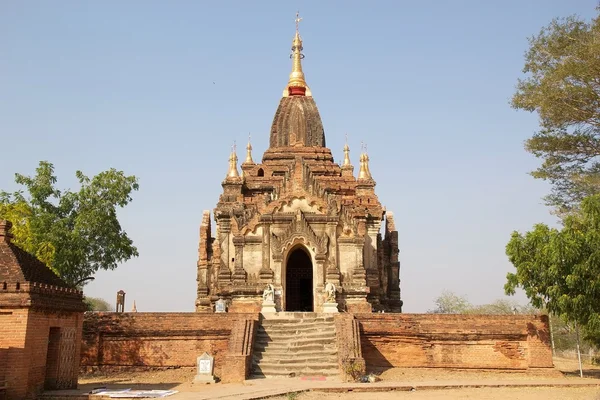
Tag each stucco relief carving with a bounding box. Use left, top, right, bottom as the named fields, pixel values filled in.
left=270, top=211, right=329, bottom=261
left=264, top=196, right=328, bottom=215
left=232, top=206, right=256, bottom=231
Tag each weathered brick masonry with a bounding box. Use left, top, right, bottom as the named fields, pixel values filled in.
left=356, top=313, right=553, bottom=370
left=0, top=220, right=86, bottom=400
left=81, top=312, right=258, bottom=383
left=81, top=312, right=553, bottom=382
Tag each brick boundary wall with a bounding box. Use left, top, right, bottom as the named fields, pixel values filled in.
left=355, top=314, right=553, bottom=370
left=81, top=312, right=258, bottom=383
left=82, top=312, right=553, bottom=384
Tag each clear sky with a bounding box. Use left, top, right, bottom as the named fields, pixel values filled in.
left=1, top=1, right=597, bottom=312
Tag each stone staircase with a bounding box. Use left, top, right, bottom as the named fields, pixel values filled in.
left=251, top=313, right=339, bottom=378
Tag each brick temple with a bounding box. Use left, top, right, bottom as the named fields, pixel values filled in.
left=195, top=17, right=402, bottom=314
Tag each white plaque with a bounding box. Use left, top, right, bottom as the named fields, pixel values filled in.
left=194, top=352, right=215, bottom=384
left=198, top=359, right=211, bottom=374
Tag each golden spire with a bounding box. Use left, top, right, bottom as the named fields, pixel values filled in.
left=358, top=143, right=372, bottom=180
left=244, top=134, right=254, bottom=164
left=342, top=134, right=352, bottom=167
left=227, top=142, right=240, bottom=178
left=283, top=11, right=312, bottom=97
left=364, top=152, right=373, bottom=178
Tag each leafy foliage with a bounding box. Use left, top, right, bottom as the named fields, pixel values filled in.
left=0, top=161, right=139, bottom=285
left=505, top=195, right=600, bottom=346
left=84, top=296, right=113, bottom=311
left=512, top=10, right=600, bottom=210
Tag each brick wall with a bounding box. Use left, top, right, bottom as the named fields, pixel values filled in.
left=81, top=313, right=258, bottom=381
left=0, top=308, right=83, bottom=400
left=356, top=314, right=553, bottom=370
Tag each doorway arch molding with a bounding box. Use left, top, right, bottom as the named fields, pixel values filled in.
left=270, top=212, right=329, bottom=262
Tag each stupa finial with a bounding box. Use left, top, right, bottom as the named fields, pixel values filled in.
left=227, top=141, right=239, bottom=178
left=244, top=133, right=254, bottom=164
left=342, top=134, right=351, bottom=167
left=284, top=11, right=312, bottom=97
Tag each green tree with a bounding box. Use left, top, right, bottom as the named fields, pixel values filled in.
left=505, top=195, right=600, bottom=346
left=511, top=9, right=600, bottom=211
left=0, top=161, right=139, bottom=285
left=84, top=297, right=113, bottom=311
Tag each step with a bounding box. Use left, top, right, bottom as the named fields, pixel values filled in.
left=255, top=331, right=336, bottom=341
left=254, top=342, right=336, bottom=352
left=254, top=337, right=336, bottom=349
left=253, top=354, right=337, bottom=365
left=251, top=369, right=339, bottom=378
left=254, top=361, right=338, bottom=369
left=258, top=322, right=336, bottom=332
left=252, top=363, right=339, bottom=377
left=260, top=312, right=333, bottom=320
left=252, top=349, right=337, bottom=358
left=261, top=318, right=335, bottom=325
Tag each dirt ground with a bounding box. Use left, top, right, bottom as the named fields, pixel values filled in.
left=79, top=357, right=600, bottom=386
left=272, top=387, right=600, bottom=400
left=78, top=357, right=600, bottom=398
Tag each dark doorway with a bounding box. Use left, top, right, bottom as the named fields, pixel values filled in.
left=45, top=327, right=61, bottom=389
left=285, top=247, right=313, bottom=311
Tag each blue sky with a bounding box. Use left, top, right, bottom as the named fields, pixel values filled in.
left=1, top=1, right=597, bottom=312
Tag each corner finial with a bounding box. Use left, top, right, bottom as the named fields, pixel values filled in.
left=342, top=134, right=351, bottom=167
left=227, top=142, right=240, bottom=178
left=284, top=11, right=312, bottom=97
left=244, top=133, right=254, bottom=164
left=358, top=142, right=372, bottom=180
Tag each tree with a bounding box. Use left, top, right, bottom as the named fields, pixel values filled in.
left=429, top=291, right=538, bottom=315
left=468, top=299, right=539, bottom=315
left=84, top=297, right=113, bottom=311
left=429, top=290, right=472, bottom=314
left=511, top=9, right=600, bottom=211
left=0, top=161, right=139, bottom=285
left=505, top=194, right=600, bottom=346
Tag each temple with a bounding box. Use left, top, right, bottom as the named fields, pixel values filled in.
left=195, top=14, right=402, bottom=313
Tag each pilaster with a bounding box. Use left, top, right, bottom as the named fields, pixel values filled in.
left=217, top=218, right=232, bottom=282
left=232, top=236, right=246, bottom=283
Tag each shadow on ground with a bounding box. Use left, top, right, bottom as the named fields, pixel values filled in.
left=561, top=368, right=600, bottom=379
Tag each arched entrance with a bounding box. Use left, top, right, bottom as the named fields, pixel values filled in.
left=285, top=247, right=313, bottom=311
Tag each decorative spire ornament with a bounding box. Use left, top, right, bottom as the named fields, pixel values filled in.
left=358, top=142, right=372, bottom=180
left=284, top=11, right=312, bottom=97
left=244, top=133, right=254, bottom=164
left=342, top=134, right=352, bottom=167
left=227, top=142, right=240, bottom=178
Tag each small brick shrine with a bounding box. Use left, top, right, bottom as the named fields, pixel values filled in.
left=0, top=220, right=86, bottom=400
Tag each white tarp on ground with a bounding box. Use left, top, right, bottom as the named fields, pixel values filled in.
left=90, top=388, right=179, bottom=398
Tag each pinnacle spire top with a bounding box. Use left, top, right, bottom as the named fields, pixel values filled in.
left=284, top=11, right=312, bottom=97
left=358, top=143, right=373, bottom=180
left=342, top=134, right=352, bottom=167
left=244, top=133, right=254, bottom=164
left=227, top=142, right=239, bottom=178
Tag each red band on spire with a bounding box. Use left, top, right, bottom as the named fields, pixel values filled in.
left=288, top=86, right=306, bottom=96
